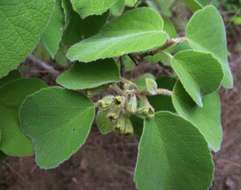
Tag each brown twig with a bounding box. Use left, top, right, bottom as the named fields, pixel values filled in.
left=146, top=37, right=186, bottom=56
left=128, top=54, right=139, bottom=66
left=27, top=54, right=60, bottom=78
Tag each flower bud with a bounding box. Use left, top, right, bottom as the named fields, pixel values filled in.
left=114, top=96, right=125, bottom=107
left=107, top=105, right=121, bottom=121
left=145, top=78, right=158, bottom=95
left=123, top=81, right=137, bottom=91
left=123, top=118, right=134, bottom=136
left=114, top=115, right=125, bottom=133
left=126, top=94, right=137, bottom=113
left=137, top=96, right=155, bottom=118
left=114, top=115, right=134, bottom=136
left=97, top=95, right=114, bottom=110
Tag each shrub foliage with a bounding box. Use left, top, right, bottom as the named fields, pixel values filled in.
left=0, top=0, right=233, bottom=189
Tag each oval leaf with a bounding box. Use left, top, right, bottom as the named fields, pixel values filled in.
left=172, top=81, right=222, bottom=151
left=57, top=59, right=120, bottom=90
left=110, top=0, right=125, bottom=16
left=62, top=0, right=108, bottom=46
left=134, top=111, right=214, bottom=190
left=0, top=0, right=55, bottom=78
left=183, top=0, right=208, bottom=11
left=41, top=0, right=65, bottom=57
left=19, top=87, right=95, bottom=169
left=67, top=7, right=169, bottom=63
left=186, top=5, right=233, bottom=88
left=163, top=18, right=177, bottom=38
left=125, top=0, right=137, bottom=6
left=171, top=50, right=223, bottom=106
left=70, top=0, right=116, bottom=18
left=0, top=78, right=47, bottom=156
left=0, top=70, right=21, bottom=87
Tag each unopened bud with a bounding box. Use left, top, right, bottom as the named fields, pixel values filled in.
left=97, top=95, right=114, bottom=110
left=123, top=118, right=134, bottom=136
left=114, top=115, right=134, bottom=136
left=126, top=94, right=137, bottom=113
left=114, top=115, right=125, bottom=133
left=107, top=112, right=119, bottom=121
left=146, top=78, right=158, bottom=95
left=137, top=96, right=155, bottom=118
left=107, top=105, right=121, bottom=121
left=143, top=106, right=155, bottom=118
left=123, top=81, right=137, bottom=91
left=114, top=96, right=125, bottom=107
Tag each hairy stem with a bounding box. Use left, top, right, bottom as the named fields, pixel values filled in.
left=148, top=37, right=186, bottom=55
left=27, top=54, right=60, bottom=78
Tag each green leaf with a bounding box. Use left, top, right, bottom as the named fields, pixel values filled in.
left=146, top=0, right=175, bottom=17
left=110, top=0, right=138, bottom=16
left=148, top=94, right=175, bottom=112
left=131, top=115, right=143, bottom=138
left=54, top=44, right=69, bottom=66
left=172, top=81, right=222, bottom=151
left=0, top=70, right=20, bottom=87
left=125, top=0, right=137, bottom=6
left=57, top=0, right=107, bottom=64
left=96, top=110, right=113, bottom=135
left=0, top=79, right=47, bottom=156
left=67, top=7, right=169, bottom=63
left=70, top=0, right=116, bottom=18
left=155, top=76, right=176, bottom=90
left=171, top=50, right=223, bottom=106
left=122, top=55, right=135, bottom=71
left=0, top=0, right=55, bottom=78
left=62, top=2, right=107, bottom=46
left=134, top=111, right=214, bottom=190
left=61, top=0, right=71, bottom=28
left=231, top=16, right=241, bottom=25
left=144, top=51, right=172, bottom=65
left=163, top=18, right=177, bottom=38
left=184, top=0, right=209, bottom=11
left=186, top=5, right=233, bottom=88
left=110, top=0, right=125, bottom=16
left=20, top=87, right=95, bottom=169
left=41, top=0, right=65, bottom=58
left=166, top=41, right=192, bottom=55
left=57, top=59, right=120, bottom=90
left=134, top=73, right=156, bottom=92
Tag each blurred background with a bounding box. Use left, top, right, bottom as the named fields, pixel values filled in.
left=0, top=0, right=241, bottom=189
